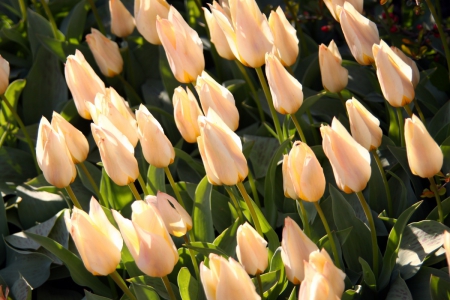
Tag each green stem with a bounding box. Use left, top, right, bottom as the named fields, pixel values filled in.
left=39, top=0, right=58, bottom=38
left=403, top=104, right=413, bottom=118
left=78, top=162, right=107, bottom=208
left=356, top=191, right=379, bottom=277
left=428, top=176, right=444, bottom=223
left=117, top=73, right=144, bottom=105
left=396, top=108, right=405, bottom=147
left=162, top=276, right=176, bottom=300
left=107, top=276, right=119, bottom=300
left=290, top=114, right=307, bottom=143
left=164, top=167, right=186, bottom=209
left=313, top=202, right=341, bottom=269
left=255, top=67, right=283, bottom=144
left=297, top=199, right=310, bottom=237
left=109, top=270, right=136, bottom=300
left=247, top=169, right=261, bottom=208
left=66, top=185, right=82, bottom=210
left=137, top=174, right=149, bottom=196
left=412, top=98, right=426, bottom=125
left=337, top=91, right=348, bottom=115
left=256, top=273, right=264, bottom=297
left=225, top=186, right=245, bottom=223
left=86, top=0, right=106, bottom=35
left=306, top=109, right=319, bottom=145
left=18, top=0, right=27, bottom=22
left=183, top=235, right=200, bottom=280
left=236, top=182, right=263, bottom=237
left=371, top=150, right=393, bottom=217
left=0, top=122, right=11, bottom=148
left=128, top=182, right=142, bottom=200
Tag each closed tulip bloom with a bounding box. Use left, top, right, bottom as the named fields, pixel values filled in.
left=391, top=46, right=420, bottom=88
left=444, top=231, right=450, bottom=275
left=173, top=86, right=203, bottom=143
left=373, top=40, right=415, bottom=107
left=281, top=217, right=318, bottom=284
left=134, top=0, right=170, bottom=44
left=156, top=6, right=205, bottom=83
left=36, top=117, right=77, bottom=188
left=0, top=55, right=10, bottom=94
left=288, top=141, right=326, bottom=202
left=197, top=109, right=248, bottom=186
left=65, top=50, right=106, bottom=119
left=86, top=28, right=123, bottom=77
left=110, top=0, right=135, bottom=38
left=320, top=118, right=371, bottom=193
left=113, top=201, right=179, bottom=277
left=136, top=104, right=175, bottom=168
left=146, top=191, right=192, bottom=237
left=319, top=40, right=348, bottom=93
left=196, top=71, right=239, bottom=131
left=200, top=253, right=261, bottom=300
left=65, top=198, right=123, bottom=275
left=346, top=98, right=382, bottom=151
left=268, top=7, right=298, bottom=66
left=338, top=2, right=379, bottom=65
left=405, top=115, right=443, bottom=178
left=91, top=116, right=139, bottom=186
left=265, top=53, right=303, bottom=115
left=51, top=112, right=89, bottom=164
left=283, top=154, right=297, bottom=200
left=203, top=4, right=235, bottom=60
left=236, top=222, right=268, bottom=275
left=324, top=0, right=363, bottom=22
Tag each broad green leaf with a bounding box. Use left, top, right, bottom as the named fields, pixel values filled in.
left=1, top=23, right=29, bottom=53
left=288, top=286, right=297, bottom=300
left=210, top=189, right=233, bottom=234
left=27, top=8, right=63, bottom=57
left=0, top=147, right=37, bottom=194
left=251, top=270, right=282, bottom=298
left=62, top=0, right=88, bottom=41
left=146, top=165, right=166, bottom=195
left=58, top=99, right=80, bottom=123
left=76, top=161, right=102, bottom=199
left=429, top=101, right=450, bottom=141
left=174, top=148, right=205, bottom=178
left=244, top=135, right=280, bottom=179
left=368, top=151, right=387, bottom=213
left=430, top=275, right=450, bottom=300
left=387, top=146, right=423, bottom=195
left=387, top=171, right=407, bottom=218
left=223, top=79, right=245, bottom=93
left=296, top=91, right=328, bottom=116
left=132, top=282, right=161, bottom=300
left=213, top=218, right=240, bottom=257
left=267, top=247, right=287, bottom=300
left=84, top=290, right=113, bottom=300
left=386, top=105, right=400, bottom=146
left=128, top=276, right=180, bottom=300
left=36, top=35, right=79, bottom=63
left=100, top=168, right=134, bottom=210
left=10, top=275, right=32, bottom=300
left=177, top=267, right=198, bottom=300
left=408, top=267, right=448, bottom=299
left=184, top=242, right=229, bottom=258
left=0, top=79, right=26, bottom=138
left=192, top=176, right=214, bottom=242
left=359, top=257, right=376, bottom=291
left=385, top=275, right=412, bottom=300
left=440, top=135, right=450, bottom=174
left=343, top=60, right=381, bottom=97
left=427, top=196, right=450, bottom=221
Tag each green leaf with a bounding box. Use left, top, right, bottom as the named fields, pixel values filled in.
left=62, top=0, right=88, bottom=41
left=385, top=275, right=412, bottom=300
left=0, top=147, right=37, bottom=194
left=213, top=218, right=240, bottom=257
left=10, top=275, right=32, bottom=300
left=388, top=146, right=423, bottom=195
left=387, top=170, right=407, bottom=218
left=192, top=176, right=214, bottom=242
left=184, top=242, right=229, bottom=258
left=359, top=257, right=376, bottom=291
left=223, top=79, right=246, bottom=93
left=267, top=247, right=287, bottom=300
left=408, top=267, right=448, bottom=299
left=146, top=165, right=166, bottom=195
left=427, top=196, right=450, bottom=221
left=76, top=161, right=102, bottom=198
left=440, top=135, right=450, bottom=174
left=84, top=290, right=113, bottom=300
left=288, top=286, right=297, bottom=300
left=429, top=101, right=450, bottom=141
left=296, top=91, right=328, bottom=116
left=386, top=104, right=401, bottom=146
left=100, top=168, right=134, bottom=210
left=0, top=194, right=8, bottom=265
left=27, top=8, right=63, bottom=57
left=251, top=270, right=282, bottom=298
left=0, top=79, right=26, bottom=138
left=128, top=276, right=180, bottom=300
left=174, top=148, right=205, bottom=178
left=342, top=60, right=381, bottom=97
left=430, top=275, right=450, bottom=300
left=131, top=283, right=161, bottom=300
left=177, top=268, right=198, bottom=300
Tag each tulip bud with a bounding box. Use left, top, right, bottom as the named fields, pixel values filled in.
left=156, top=6, right=205, bottom=83
left=200, top=253, right=261, bottom=300
left=203, top=4, right=235, bottom=60
left=196, top=71, right=239, bottom=131
left=265, top=53, right=303, bottom=115
left=324, top=0, right=363, bottom=22
left=51, top=112, right=89, bottom=164
left=136, top=104, right=175, bottom=168
left=236, top=222, right=268, bottom=275
left=65, top=50, right=106, bottom=119
left=210, top=0, right=273, bottom=68
left=281, top=217, right=319, bottom=284
left=36, top=117, right=77, bottom=188
left=444, top=231, right=450, bottom=275
left=288, top=141, right=326, bottom=202
left=338, top=2, right=379, bottom=65
left=283, top=154, right=297, bottom=199
left=113, top=201, right=179, bottom=277
left=299, top=249, right=346, bottom=299
left=268, top=7, right=298, bottom=66
left=146, top=191, right=192, bottom=237
left=110, top=0, right=135, bottom=38
left=319, top=40, right=348, bottom=93
left=86, top=28, right=123, bottom=77
left=0, top=55, right=10, bottom=95
left=391, top=46, right=420, bottom=88
left=65, top=198, right=123, bottom=275
left=197, top=109, right=248, bottom=186
left=91, top=116, right=139, bottom=186
left=405, top=115, right=443, bottom=178
left=320, top=118, right=371, bottom=193
left=346, top=98, right=382, bottom=151
left=134, top=0, right=170, bottom=45
left=173, top=86, right=203, bottom=143
left=373, top=40, right=415, bottom=107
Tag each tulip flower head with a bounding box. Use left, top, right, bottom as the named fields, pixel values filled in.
left=283, top=154, right=297, bottom=200
left=110, top=0, right=136, bottom=38
left=391, top=46, right=420, bottom=88
left=319, top=40, right=348, bottom=93
left=236, top=222, right=269, bottom=275
left=444, top=231, right=450, bottom=275
left=268, top=7, right=299, bottom=66
left=86, top=28, right=123, bottom=77
left=324, top=0, right=363, bottom=22
left=173, top=86, right=204, bottom=143
left=0, top=55, right=10, bottom=95
left=134, top=0, right=170, bottom=44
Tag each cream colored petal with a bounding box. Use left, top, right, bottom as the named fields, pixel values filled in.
left=112, top=210, right=140, bottom=260
left=110, top=0, right=135, bottom=38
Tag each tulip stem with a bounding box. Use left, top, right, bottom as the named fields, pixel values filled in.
left=396, top=108, right=405, bottom=147
left=0, top=94, right=41, bottom=175
left=403, top=105, right=413, bottom=118
left=78, top=162, right=107, bottom=208
left=428, top=176, right=444, bottom=223
left=371, top=150, right=393, bottom=217
left=313, top=202, right=341, bottom=269
left=225, top=186, right=245, bottom=223
left=0, top=122, right=11, bottom=148
left=18, top=0, right=27, bottom=21
left=128, top=182, right=142, bottom=200
left=356, top=191, right=379, bottom=278
left=413, top=98, right=426, bottom=125
left=337, top=92, right=348, bottom=115
left=162, top=276, right=177, bottom=300
left=65, top=185, right=82, bottom=210
left=137, top=174, right=149, bottom=196
left=255, top=67, right=284, bottom=144
left=256, top=273, right=264, bottom=297
left=306, top=110, right=320, bottom=145
left=117, top=73, right=144, bottom=106
left=87, top=0, right=106, bottom=35
left=164, top=167, right=186, bottom=209
left=183, top=235, right=200, bottom=280
left=296, top=199, right=310, bottom=237
left=109, top=270, right=136, bottom=300
left=290, top=114, right=308, bottom=143
left=236, top=182, right=263, bottom=237
left=39, top=0, right=58, bottom=38
left=247, top=169, right=261, bottom=208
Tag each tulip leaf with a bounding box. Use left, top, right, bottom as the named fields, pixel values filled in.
left=288, top=286, right=297, bottom=300
left=84, top=290, right=113, bottom=300
left=0, top=79, right=26, bottom=139
left=211, top=189, right=233, bottom=234
left=342, top=60, right=381, bottom=97
left=384, top=275, right=412, bottom=300
left=386, top=170, right=407, bottom=218
left=131, top=282, right=161, bottom=300
left=177, top=267, right=198, bottom=300
left=213, top=218, right=239, bottom=257
left=426, top=196, right=450, bottom=221
left=192, top=176, right=214, bottom=243
left=128, top=276, right=180, bottom=300
left=0, top=194, right=8, bottom=265
left=146, top=165, right=166, bottom=195
left=10, top=275, right=32, bottom=300
left=100, top=168, right=134, bottom=210
left=76, top=161, right=102, bottom=199
left=440, top=135, right=450, bottom=174
left=174, top=148, right=205, bottom=178
left=429, top=100, right=450, bottom=142
left=267, top=247, right=287, bottom=300
left=27, top=8, right=63, bottom=58
left=430, top=274, right=450, bottom=300
left=61, top=0, right=88, bottom=42
left=251, top=270, right=282, bottom=298
left=296, top=91, right=328, bottom=116
left=407, top=267, right=448, bottom=299
left=359, top=257, right=377, bottom=292
left=0, top=147, right=37, bottom=194
left=387, top=146, right=424, bottom=196
left=184, top=242, right=229, bottom=258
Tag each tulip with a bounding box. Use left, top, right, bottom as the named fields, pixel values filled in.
left=65, top=50, right=106, bottom=119
left=236, top=222, right=268, bottom=275
left=319, top=40, right=348, bottom=93
left=200, top=253, right=261, bottom=300
left=281, top=217, right=319, bottom=284
left=134, top=0, right=170, bottom=45
left=196, top=71, right=239, bottom=131
left=288, top=141, right=325, bottom=202
left=203, top=4, right=235, bottom=60
left=391, top=46, right=420, bottom=88
left=324, top=0, right=363, bottom=22
left=136, top=104, right=175, bottom=168
left=173, top=86, right=204, bottom=143
left=36, top=117, right=77, bottom=188
left=265, top=53, right=303, bottom=115
left=210, top=0, right=273, bottom=68
left=405, top=115, right=443, bottom=178
left=346, top=98, right=382, bottom=151
left=86, top=28, right=123, bottom=77
left=197, top=109, right=248, bottom=186
left=282, top=154, right=297, bottom=200
left=320, top=117, right=371, bottom=193
left=113, top=201, right=178, bottom=277
left=338, top=2, right=379, bottom=65
left=110, top=0, right=135, bottom=38
left=444, top=231, right=450, bottom=275
left=268, top=7, right=298, bottom=66
left=65, top=198, right=123, bottom=275
left=373, top=40, right=415, bottom=107
left=156, top=6, right=205, bottom=83
left=0, top=55, right=10, bottom=95
left=51, top=112, right=89, bottom=164
left=145, top=191, right=192, bottom=237
left=91, top=116, right=139, bottom=186
left=299, top=249, right=346, bottom=300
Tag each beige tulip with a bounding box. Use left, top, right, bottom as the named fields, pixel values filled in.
left=0, top=55, right=10, bottom=94
left=283, top=154, right=297, bottom=200
left=324, top=0, right=363, bottom=21
left=319, top=40, right=348, bottom=93
left=134, top=0, right=170, bottom=44
left=268, top=7, right=298, bottom=66
left=203, top=3, right=235, bottom=60
left=236, top=222, right=268, bottom=275
left=173, top=86, right=203, bottom=143
left=86, top=28, right=123, bottom=77
left=110, top=0, right=135, bottom=37
left=391, top=46, right=420, bottom=88
left=444, top=231, right=450, bottom=275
